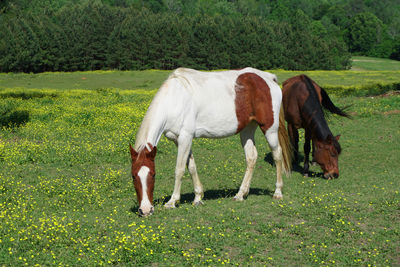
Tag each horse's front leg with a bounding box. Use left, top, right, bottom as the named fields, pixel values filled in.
left=166, top=132, right=204, bottom=206
left=186, top=151, right=204, bottom=205
left=165, top=132, right=193, bottom=209
left=288, top=123, right=299, bottom=163
left=303, top=131, right=311, bottom=177
left=311, top=140, right=317, bottom=166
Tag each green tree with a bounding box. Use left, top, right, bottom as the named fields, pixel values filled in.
left=346, top=12, right=384, bottom=54
left=0, top=15, right=41, bottom=72
left=56, top=1, right=117, bottom=70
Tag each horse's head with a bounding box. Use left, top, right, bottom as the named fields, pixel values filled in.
left=129, top=144, right=157, bottom=217
left=314, top=135, right=341, bottom=179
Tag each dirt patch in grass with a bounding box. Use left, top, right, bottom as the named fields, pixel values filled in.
left=383, top=110, right=400, bottom=115
left=379, top=91, right=400, bottom=97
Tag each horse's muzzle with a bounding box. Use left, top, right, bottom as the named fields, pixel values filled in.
left=138, top=206, right=154, bottom=217
left=324, top=172, right=339, bottom=180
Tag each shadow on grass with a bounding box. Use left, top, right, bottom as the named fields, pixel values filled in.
left=0, top=91, right=58, bottom=99
left=0, top=109, right=30, bottom=128
left=165, top=187, right=274, bottom=205
left=130, top=187, right=274, bottom=214
left=264, top=152, right=326, bottom=179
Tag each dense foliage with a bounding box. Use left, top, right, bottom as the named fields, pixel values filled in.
left=0, top=0, right=399, bottom=72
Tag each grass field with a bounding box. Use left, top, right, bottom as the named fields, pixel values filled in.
left=351, top=56, right=400, bottom=71
left=1, top=59, right=399, bottom=265
left=1, top=57, right=400, bottom=91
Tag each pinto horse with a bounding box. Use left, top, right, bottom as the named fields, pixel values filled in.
left=130, top=67, right=293, bottom=216
left=282, top=75, right=350, bottom=179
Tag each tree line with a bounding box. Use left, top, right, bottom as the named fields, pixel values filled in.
left=0, top=0, right=399, bottom=73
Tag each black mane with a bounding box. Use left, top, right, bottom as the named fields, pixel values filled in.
left=301, top=75, right=332, bottom=142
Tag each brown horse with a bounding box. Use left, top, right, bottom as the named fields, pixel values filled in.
left=282, top=75, right=350, bottom=179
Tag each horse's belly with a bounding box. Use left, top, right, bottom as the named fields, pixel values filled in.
left=194, top=109, right=238, bottom=138
left=194, top=123, right=238, bottom=138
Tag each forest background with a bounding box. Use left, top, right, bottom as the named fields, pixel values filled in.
left=0, top=0, right=399, bottom=73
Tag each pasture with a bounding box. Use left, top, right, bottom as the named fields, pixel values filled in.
left=0, top=66, right=399, bottom=265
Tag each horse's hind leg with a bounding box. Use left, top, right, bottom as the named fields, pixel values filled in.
left=264, top=128, right=284, bottom=199
left=234, top=122, right=258, bottom=201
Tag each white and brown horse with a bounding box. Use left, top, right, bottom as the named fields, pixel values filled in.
left=130, top=67, right=292, bottom=216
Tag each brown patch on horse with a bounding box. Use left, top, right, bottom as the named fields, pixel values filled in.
left=130, top=144, right=157, bottom=205
left=235, top=73, right=274, bottom=133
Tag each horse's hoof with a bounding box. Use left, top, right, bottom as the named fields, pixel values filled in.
left=303, top=173, right=309, bottom=177
left=193, top=200, right=204, bottom=206
left=233, top=195, right=244, bottom=201
left=273, top=193, right=283, bottom=199
left=164, top=202, right=176, bottom=209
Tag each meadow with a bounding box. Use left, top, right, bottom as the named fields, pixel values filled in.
left=0, top=61, right=399, bottom=265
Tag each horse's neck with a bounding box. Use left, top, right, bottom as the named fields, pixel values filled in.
left=302, top=94, right=332, bottom=141
left=134, top=96, right=167, bottom=150
left=310, top=115, right=332, bottom=141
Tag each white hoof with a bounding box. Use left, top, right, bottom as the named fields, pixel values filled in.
left=273, top=193, right=283, bottom=199
left=164, top=201, right=177, bottom=209
left=193, top=200, right=204, bottom=206
left=233, top=195, right=244, bottom=201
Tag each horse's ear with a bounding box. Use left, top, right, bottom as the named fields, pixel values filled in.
left=335, top=135, right=341, bottom=141
left=326, top=135, right=334, bottom=144
left=147, top=146, right=157, bottom=161
left=129, top=144, right=138, bottom=160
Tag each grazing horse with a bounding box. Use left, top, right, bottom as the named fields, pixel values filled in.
left=282, top=75, right=350, bottom=179
left=130, top=67, right=293, bottom=216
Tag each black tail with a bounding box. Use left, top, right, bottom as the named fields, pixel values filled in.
left=303, top=75, right=351, bottom=118
left=320, top=88, right=351, bottom=118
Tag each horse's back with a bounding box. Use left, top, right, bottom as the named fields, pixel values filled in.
left=282, top=76, right=309, bottom=127
left=282, top=75, right=331, bottom=137
left=162, top=68, right=280, bottom=138
left=161, top=68, right=240, bottom=138
left=166, top=67, right=280, bottom=110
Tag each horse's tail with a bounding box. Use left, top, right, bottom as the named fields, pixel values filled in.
left=278, top=105, right=293, bottom=176
left=320, top=88, right=351, bottom=118
left=303, top=75, right=351, bottom=118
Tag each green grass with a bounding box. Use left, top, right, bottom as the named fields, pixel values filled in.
left=1, top=57, right=400, bottom=92
left=0, top=70, right=171, bottom=90
left=351, top=56, right=400, bottom=71
left=0, top=70, right=399, bottom=265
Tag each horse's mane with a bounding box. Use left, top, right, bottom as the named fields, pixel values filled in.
left=301, top=75, right=333, bottom=142
left=134, top=69, right=192, bottom=151
left=134, top=101, right=156, bottom=152
left=333, top=137, right=341, bottom=154
left=134, top=84, right=167, bottom=152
